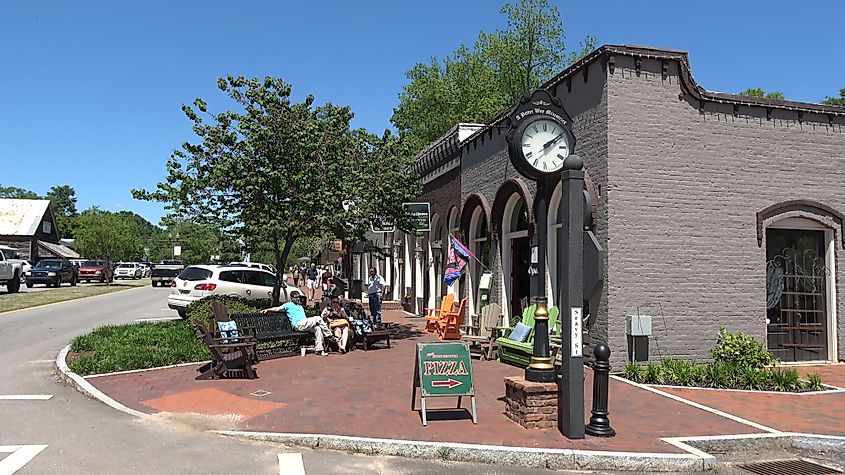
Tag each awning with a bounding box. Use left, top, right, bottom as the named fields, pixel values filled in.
left=37, top=240, right=80, bottom=258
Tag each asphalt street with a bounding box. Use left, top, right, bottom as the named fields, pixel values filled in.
left=0, top=286, right=567, bottom=474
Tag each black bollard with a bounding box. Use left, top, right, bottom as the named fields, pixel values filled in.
left=585, top=343, right=616, bottom=437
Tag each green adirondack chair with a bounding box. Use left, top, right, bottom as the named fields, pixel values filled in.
left=496, top=304, right=560, bottom=367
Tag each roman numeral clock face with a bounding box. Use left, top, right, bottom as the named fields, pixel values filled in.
left=520, top=118, right=571, bottom=173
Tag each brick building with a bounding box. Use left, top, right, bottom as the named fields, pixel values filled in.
left=362, top=45, right=845, bottom=366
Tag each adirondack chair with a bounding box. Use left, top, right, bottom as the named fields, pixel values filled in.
left=210, top=301, right=258, bottom=361
left=437, top=297, right=467, bottom=340
left=195, top=321, right=258, bottom=380
left=424, top=294, right=454, bottom=333
left=495, top=305, right=560, bottom=367
left=461, top=303, right=502, bottom=360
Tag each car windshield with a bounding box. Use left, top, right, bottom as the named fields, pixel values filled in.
left=81, top=260, right=101, bottom=267
left=178, top=267, right=212, bottom=281
left=38, top=260, right=62, bottom=268
left=118, top=263, right=136, bottom=268
left=162, top=260, right=182, bottom=265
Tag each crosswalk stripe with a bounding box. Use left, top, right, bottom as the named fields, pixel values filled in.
left=0, top=395, right=53, bottom=400
left=277, top=452, right=306, bottom=475
left=0, top=445, right=48, bottom=475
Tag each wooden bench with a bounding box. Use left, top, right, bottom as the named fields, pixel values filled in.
left=229, top=312, right=314, bottom=360
left=344, top=300, right=392, bottom=351
left=495, top=305, right=560, bottom=368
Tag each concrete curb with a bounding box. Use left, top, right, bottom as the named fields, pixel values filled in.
left=54, top=345, right=148, bottom=418
left=1, top=283, right=149, bottom=317
left=213, top=430, right=713, bottom=472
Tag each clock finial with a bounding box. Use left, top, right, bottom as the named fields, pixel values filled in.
left=563, top=154, right=583, bottom=171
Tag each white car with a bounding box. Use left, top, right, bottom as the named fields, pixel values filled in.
left=228, top=261, right=277, bottom=274
left=115, top=262, right=143, bottom=279
left=167, top=265, right=294, bottom=319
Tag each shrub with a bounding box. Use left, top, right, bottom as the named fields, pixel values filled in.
left=644, top=362, right=664, bottom=384
left=806, top=372, right=825, bottom=392
left=704, top=362, right=739, bottom=389
left=710, top=328, right=777, bottom=369
left=739, top=366, right=770, bottom=391
left=185, top=295, right=271, bottom=328
left=770, top=368, right=801, bottom=392
left=624, top=362, right=644, bottom=383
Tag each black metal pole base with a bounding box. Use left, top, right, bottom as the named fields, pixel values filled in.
left=586, top=415, right=616, bottom=437
left=525, top=367, right=556, bottom=383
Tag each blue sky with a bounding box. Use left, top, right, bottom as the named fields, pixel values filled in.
left=1, top=1, right=842, bottom=226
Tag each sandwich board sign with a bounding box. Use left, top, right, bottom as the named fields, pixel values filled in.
left=411, top=341, right=477, bottom=426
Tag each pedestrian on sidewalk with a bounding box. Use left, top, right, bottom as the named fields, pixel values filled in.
left=367, top=266, right=387, bottom=326
left=261, top=290, right=335, bottom=356
left=305, top=263, right=319, bottom=301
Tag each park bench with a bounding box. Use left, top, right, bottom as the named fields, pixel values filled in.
left=495, top=304, right=560, bottom=367
left=344, top=300, right=391, bottom=351
left=461, top=303, right=502, bottom=360
left=228, top=311, right=315, bottom=360
left=194, top=321, right=258, bottom=380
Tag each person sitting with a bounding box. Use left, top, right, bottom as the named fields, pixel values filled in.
left=321, top=295, right=351, bottom=354
left=261, top=290, right=335, bottom=356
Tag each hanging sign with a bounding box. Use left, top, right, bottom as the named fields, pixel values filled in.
left=411, top=341, right=478, bottom=426
left=402, top=202, right=431, bottom=232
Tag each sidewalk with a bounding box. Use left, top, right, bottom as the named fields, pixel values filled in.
left=88, top=309, right=845, bottom=453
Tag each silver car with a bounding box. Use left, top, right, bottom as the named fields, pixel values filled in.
left=115, top=262, right=142, bottom=279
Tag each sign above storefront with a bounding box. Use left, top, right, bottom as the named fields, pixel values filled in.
left=402, top=202, right=431, bottom=232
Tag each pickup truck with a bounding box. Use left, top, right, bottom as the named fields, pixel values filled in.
left=151, top=259, right=184, bottom=287
left=0, top=249, right=23, bottom=293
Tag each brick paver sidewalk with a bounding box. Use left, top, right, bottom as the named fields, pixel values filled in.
left=85, top=309, right=845, bottom=454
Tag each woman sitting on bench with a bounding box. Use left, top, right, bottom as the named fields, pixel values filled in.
left=321, top=295, right=350, bottom=354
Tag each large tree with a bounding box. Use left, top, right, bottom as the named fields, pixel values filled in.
left=46, top=185, right=78, bottom=239
left=739, top=88, right=785, bottom=100
left=0, top=185, right=40, bottom=199
left=134, top=76, right=420, bottom=303
left=73, top=208, right=143, bottom=263
left=822, top=88, right=845, bottom=106
left=392, top=0, right=596, bottom=154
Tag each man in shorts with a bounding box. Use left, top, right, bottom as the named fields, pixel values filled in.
left=305, top=263, right=319, bottom=301
left=261, top=290, right=334, bottom=356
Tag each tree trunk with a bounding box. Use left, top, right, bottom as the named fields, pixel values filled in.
left=271, top=232, right=295, bottom=306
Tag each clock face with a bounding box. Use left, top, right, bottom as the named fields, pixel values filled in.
left=519, top=118, right=571, bottom=173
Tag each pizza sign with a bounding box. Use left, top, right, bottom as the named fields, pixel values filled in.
left=415, top=342, right=475, bottom=397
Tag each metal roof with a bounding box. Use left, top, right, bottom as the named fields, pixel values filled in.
left=0, top=199, right=51, bottom=236
left=37, top=240, right=80, bottom=258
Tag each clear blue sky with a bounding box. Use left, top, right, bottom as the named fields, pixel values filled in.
left=2, top=1, right=842, bottom=226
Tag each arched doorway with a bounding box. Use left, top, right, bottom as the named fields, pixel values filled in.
left=427, top=213, right=443, bottom=310
left=547, top=182, right=562, bottom=307
left=446, top=206, right=460, bottom=296
left=467, top=205, right=490, bottom=317
left=501, top=193, right=530, bottom=322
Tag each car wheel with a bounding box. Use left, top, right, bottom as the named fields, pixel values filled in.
left=177, top=310, right=187, bottom=320
left=25, top=281, right=33, bottom=288
left=70, top=275, right=77, bottom=286
left=151, top=281, right=157, bottom=287
left=7, top=272, right=20, bottom=293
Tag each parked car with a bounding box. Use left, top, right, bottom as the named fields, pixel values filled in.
left=167, top=265, right=293, bottom=319
left=77, top=260, right=114, bottom=283
left=228, top=261, right=277, bottom=274
left=0, top=249, right=23, bottom=293
left=25, top=258, right=78, bottom=288
left=114, top=262, right=143, bottom=279
left=139, top=263, right=151, bottom=278
left=151, top=259, right=184, bottom=287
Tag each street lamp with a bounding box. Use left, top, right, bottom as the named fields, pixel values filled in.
left=168, top=232, right=180, bottom=260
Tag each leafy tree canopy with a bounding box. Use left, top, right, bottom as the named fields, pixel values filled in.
left=133, top=76, right=420, bottom=303
left=738, top=88, right=785, bottom=100
left=822, top=87, right=845, bottom=107
left=392, top=0, right=597, bottom=154
left=46, top=185, right=78, bottom=239
left=0, top=185, right=40, bottom=199
left=73, top=207, right=143, bottom=263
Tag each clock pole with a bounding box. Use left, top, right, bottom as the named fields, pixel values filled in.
left=525, top=178, right=555, bottom=383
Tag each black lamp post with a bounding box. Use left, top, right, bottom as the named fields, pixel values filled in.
left=168, top=232, right=180, bottom=260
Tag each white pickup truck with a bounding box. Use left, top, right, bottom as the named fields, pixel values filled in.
left=0, top=249, right=23, bottom=293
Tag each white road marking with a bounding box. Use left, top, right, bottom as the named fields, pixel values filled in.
left=0, top=445, right=48, bottom=475
left=278, top=453, right=306, bottom=475
left=0, top=395, right=52, bottom=400
left=25, top=360, right=54, bottom=364
left=135, top=316, right=181, bottom=322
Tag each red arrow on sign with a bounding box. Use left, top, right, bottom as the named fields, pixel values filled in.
left=431, top=378, right=462, bottom=389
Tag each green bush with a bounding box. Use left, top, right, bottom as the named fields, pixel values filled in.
left=738, top=365, right=770, bottom=390
left=624, top=361, right=644, bottom=383
left=644, top=362, right=664, bottom=384
left=185, top=295, right=271, bottom=328
left=710, top=328, right=777, bottom=369
left=770, top=367, right=801, bottom=392
left=69, top=321, right=210, bottom=375
left=806, top=372, right=825, bottom=392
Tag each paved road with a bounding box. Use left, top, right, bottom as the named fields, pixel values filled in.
left=0, top=287, right=564, bottom=474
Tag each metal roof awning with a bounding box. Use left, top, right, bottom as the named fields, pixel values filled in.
left=37, top=240, right=80, bottom=258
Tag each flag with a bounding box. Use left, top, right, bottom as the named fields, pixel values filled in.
left=444, top=235, right=473, bottom=286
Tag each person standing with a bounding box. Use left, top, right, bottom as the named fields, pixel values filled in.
left=367, top=266, right=386, bottom=326
left=261, top=290, right=334, bottom=356
left=305, top=263, right=319, bottom=301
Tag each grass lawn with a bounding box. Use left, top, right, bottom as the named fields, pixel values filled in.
left=0, top=278, right=151, bottom=314
left=69, top=320, right=210, bottom=376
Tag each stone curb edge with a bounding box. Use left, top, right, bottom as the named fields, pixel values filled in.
left=55, top=345, right=148, bottom=418
left=212, top=430, right=713, bottom=472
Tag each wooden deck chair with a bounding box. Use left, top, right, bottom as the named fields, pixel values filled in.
left=438, top=297, right=467, bottom=340
left=461, top=303, right=502, bottom=360
left=424, top=294, right=454, bottom=333
left=195, top=321, right=258, bottom=380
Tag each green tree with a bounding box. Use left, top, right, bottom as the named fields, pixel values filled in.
left=46, top=185, right=78, bottom=239
left=0, top=185, right=40, bottom=199
left=392, top=0, right=596, bottom=154
left=822, top=88, right=845, bottom=106
left=73, top=208, right=143, bottom=263
left=134, top=76, right=420, bottom=304
left=739, top=88, right=785, bottom=100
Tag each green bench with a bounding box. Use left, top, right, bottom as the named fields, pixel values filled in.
left=495, top=304, right=560, bottom=367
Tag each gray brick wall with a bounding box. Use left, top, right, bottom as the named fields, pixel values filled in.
left=606, top=55, right=845, bottom=366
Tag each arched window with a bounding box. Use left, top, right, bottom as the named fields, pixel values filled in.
left=501, top=194, right=530, bottom=321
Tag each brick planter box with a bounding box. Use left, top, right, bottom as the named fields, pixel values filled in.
left=503, top=376, right=558, bottom=430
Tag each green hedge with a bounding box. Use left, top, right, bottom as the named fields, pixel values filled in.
left=69, top=321, right=210, bottom=376
left=185, top=295, right=271, bottom=328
